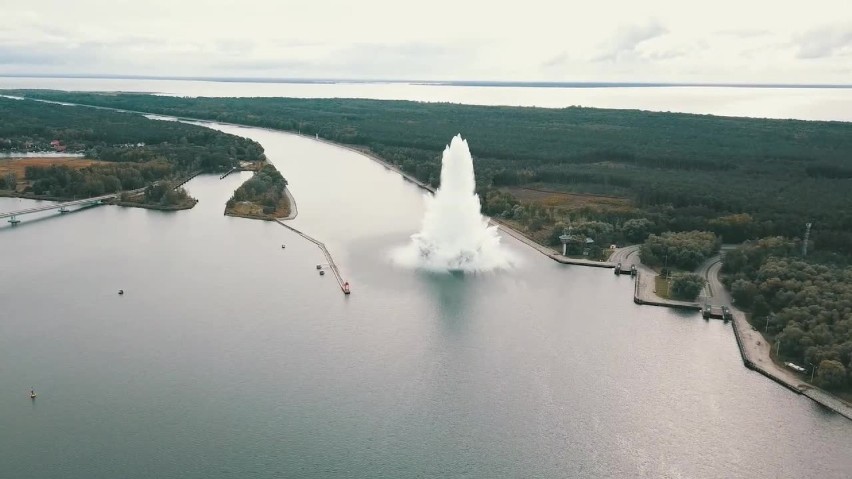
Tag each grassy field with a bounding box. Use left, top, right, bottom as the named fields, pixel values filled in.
left=226, top=196, right=290, bottom=220
left=654, top=276, right=672, bottom=299
left=501, top=185, right=635, bottom=214
left=0, top=157, right=104, bottom=191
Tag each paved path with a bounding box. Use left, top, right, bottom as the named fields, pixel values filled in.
left=608, top=244, right=641, bottom=265
left=489, top=218, right=615, bottom=267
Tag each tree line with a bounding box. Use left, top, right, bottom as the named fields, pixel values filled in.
left=0, top=97, right=266, bottom=202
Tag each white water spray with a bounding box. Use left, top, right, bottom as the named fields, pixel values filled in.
left=394, top=135, right=513, bottom=272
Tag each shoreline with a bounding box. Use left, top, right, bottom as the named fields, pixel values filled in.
left=14, top=97, right=850, bottom=419
left=110, top=199, right=197, bottom=211
left=279, top=187, right=297, bottom=220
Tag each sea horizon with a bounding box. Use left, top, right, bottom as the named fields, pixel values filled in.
left=2, top=73, right=851, bottom=89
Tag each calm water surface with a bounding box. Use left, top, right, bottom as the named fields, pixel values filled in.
left=2, top=76, right=852, bottom=121
left=1, top=124, right=850, bottom=478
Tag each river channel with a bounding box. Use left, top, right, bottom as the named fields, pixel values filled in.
left=1, top=122, right=850, bottom=478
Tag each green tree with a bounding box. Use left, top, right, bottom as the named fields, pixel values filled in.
left=816, top=360, right=848, bottom=390
left=640, top=231, right=719, bottom=270
left=1, top=171, right=16, bottom=190
left=622, top=218, right=653, bottom=243
left=669, top=272, right=706, bottom=300
left=730, top=279, right=758, bottom=308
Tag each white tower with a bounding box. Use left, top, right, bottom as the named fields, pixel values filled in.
left=802, top=222, right=812, bottom=257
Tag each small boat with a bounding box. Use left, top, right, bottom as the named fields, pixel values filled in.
left=343, top=282, right=351, bottom=295
left=281, top=244, right=286, bottom=249
left=316, top=264, right=322, bottom=270
left=30, top=389, right=37, bottom=399
left=118, top=289, right=124, bottom=295
left=319, top=270, right=325, bottom=276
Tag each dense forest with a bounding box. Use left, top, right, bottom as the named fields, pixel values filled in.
left=722, top=238, right=852, bottom=391
left=8, top=91, right=851, bottom=256
left=640, top=231, right=720, bottom=270
left=0, top=97, right=266, bottom=200
left=24, top=162, right=172, bottom=198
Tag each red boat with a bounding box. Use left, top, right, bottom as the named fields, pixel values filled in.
left=343, top=281, right=351, bottom=295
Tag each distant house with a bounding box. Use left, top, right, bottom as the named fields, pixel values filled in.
left=50, top=139, right=66, bottom=152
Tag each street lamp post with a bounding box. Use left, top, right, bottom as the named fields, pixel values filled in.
left=559, top=233, right=571, bottom=257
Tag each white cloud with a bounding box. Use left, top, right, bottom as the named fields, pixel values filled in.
left=795, top=25, right=852, bottom=59
left=0, top=0, right=851, bottom=83
left=592, top=20, right=668, bottom=62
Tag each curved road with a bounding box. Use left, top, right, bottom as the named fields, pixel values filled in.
left=608, top=244, right=640, bottom=265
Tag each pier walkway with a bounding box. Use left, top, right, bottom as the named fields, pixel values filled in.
left=274, top=219, right=348, bottom=294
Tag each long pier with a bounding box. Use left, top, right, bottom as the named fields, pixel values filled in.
left=274, top=219, right=348, bottom=294
left=219, top=167, right=238, bottom=179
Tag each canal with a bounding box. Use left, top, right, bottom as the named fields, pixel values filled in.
left=1, top=122, right=849, bottom=478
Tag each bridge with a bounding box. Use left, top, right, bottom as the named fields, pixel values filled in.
left=1, top=190, right=141, bottom=224
left=1, top=173, right=198, bottom=225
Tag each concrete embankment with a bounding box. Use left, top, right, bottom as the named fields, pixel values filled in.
left=279, top=187, right=298, bottom=220
left=802, top=389, right=852, bottom=420
left=632, top=270, right=702, bottom=310
left=729, top=309, right=803, bottom=394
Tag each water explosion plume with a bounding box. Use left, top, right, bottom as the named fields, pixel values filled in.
left=394, top=135, right=513, bottom=272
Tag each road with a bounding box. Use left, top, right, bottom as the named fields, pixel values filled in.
left=608, top=244, right=640, bottom=265
left=0, top=192, right=128, bottom=219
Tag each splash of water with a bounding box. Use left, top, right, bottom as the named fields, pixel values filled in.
left=394, top=135, right=513, bottom=272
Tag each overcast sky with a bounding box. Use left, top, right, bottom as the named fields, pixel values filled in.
left=1, top=0, right=851, bottom=83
